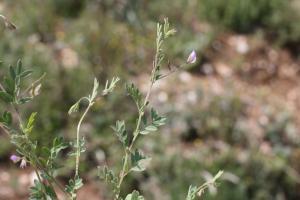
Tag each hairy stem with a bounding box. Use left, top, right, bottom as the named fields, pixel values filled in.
left=113, top=21, right=169, bottom=199
left=115, top=150, right=129, bottom=200
left=75, top=101, right=92, bottom=177
left=116, top=55, right=156, bottom=199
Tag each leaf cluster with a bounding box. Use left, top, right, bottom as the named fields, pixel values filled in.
left=30, top=180, right=57, bottom=200
left=0, top=60, right=33, bottom=105
left=140, top=108, right=166, bottom=135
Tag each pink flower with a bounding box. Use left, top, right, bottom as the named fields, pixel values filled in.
left=10, top=154, right=27, bottom=168
left=20, top=159, right=27, bottom=169
left=187, top=50, right=197, bottom=64
left=10, top=154, right=21, bottom=163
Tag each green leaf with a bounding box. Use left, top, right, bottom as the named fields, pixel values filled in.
left=185, top=171, right=223, bottom=199
left=29, top=180, right=58, bottom=200
left=130, top=149, right=151, bottom=172
left=98, top=166, right=119, bottom=195
left=111, top=120, right=129, bottom=146
left=65, top=176, right=83, bottom=196
left=44, top=185, right=57, bottom=200
left=142, top=115, right=147, bottom=125
left=0, top=91, right=13, bottom=103
left=140, top=125, right=158, bottom=135
left=185, top=185, right=198, bottom=200
left=68, top=137, right=86, bottom=156
left=18, top=97, right=33, bottom=104
left=145, top=125, right=158, bottom=132
left=163, top=18, right=176, bottom=38
left=140, top=109, right=166, bottom=135
left=90, top=78, right=99, bottom=101
left=68, top=101, right=80, bottom=115
left=102, top=76, right=120, bottom=95
left=151, top=108, right=167, bottom=126
left=98, top=166, right=118, bottom=184
left=125, top=190, right=145, bottom=200
left=3, top=77, right=15, bottom=95
left=41, top=147, right=51, bottom=158
left=3, top=111, right=12, bottom=125
left=126, top=83, right=143, bottom=108
left=51, top=137, right=68, bottom=158
left=213, top=170, right=224, bottom=182
left=9, top=65, right=16, bottom=80
left=139, top=130, right=149, bottom=135
left=29, top=180, right=44, bottom=199
left=0, top=111, right=12, bottom=126
left=15, top=76, right=20, bottom=89
left=22, top=112, right=37, bottom=134
left=20, top=70, right=33, bottom=78
left=74, top=177, right=83, bottom=190
left=16, top=59, right=22, bottom=75
left=27, top=112, right=37, bottom=128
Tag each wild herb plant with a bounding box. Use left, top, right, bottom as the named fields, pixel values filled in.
left=0, top=16, right=222, bottom=200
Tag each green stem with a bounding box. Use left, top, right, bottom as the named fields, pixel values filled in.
left=12, top=105, right=23, bottom=127
left=115, top=22, right=162, bottom=199
left=15, top=144, right=70, bottom=198
left=31, top=154, right=71, bottom=198
left=116, top=70, right=155, bottom=199
left=75, top=101, right=93, bottom=178
left=12, top=113, right=70, bottom=198
left=9, top=94, right=71, bottom=198
left=33, top=166, right=49, bottom=198
left=0, top=124, right=10, bottom=135
left=130, top=82, right=153, bottom=149
left=115, top=150, right=129, bottom=200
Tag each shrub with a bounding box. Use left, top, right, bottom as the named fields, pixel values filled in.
left=198, top=0, right=284, bottom=32
left=198, top=0, right=300, bottom=46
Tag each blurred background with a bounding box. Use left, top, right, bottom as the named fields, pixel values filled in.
left=1, top=0, right=300, bottom=199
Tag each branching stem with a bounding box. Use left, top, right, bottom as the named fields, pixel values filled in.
left=116, top=27, right=160, bottom=199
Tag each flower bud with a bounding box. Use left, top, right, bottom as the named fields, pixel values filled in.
left=20, top=159, right=27, bottom=169
left=187, top=50, right=197, bottom=64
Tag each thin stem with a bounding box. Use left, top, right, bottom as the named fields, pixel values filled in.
left=118, top=149, right=128, bottom=187
left=0, top=124, right=10, bottom=135
left=116, top=58, right=156, bottom=199
left=33, top=166, right=48, bottom=198
left=14, top=142, right=70, bottom=198
left=130, top=82, right=153, bottom=149
left=34, top=156, right=71, bottom=197
left=159, top=63, right=186, bottom=80
left=34, top=167, right=43, bottom=184
left=115, top=22, right=165, bottom=199
left=3, top=83, right=71, bottom=198
left=12, top=105, right=23, bottom=127
left=11, top=105, right=71, bottom=198
left=75, top=101, right=93, bottom=178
